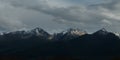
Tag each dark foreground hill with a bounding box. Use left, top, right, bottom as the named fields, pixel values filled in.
left=0, top=28, right=120, bottom=60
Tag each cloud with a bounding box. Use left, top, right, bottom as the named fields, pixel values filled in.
left=0, top=0, right=120, bottom=32
left=0, top=17, right=26, bottom=31
left=0, top=1, right=26, bottom=31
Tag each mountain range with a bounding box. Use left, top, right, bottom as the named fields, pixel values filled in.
left=0, top=27, right=120, bottom=60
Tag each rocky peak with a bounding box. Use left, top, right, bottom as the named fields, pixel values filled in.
left=31, top=27, right=50, bottom=36
left=93, top=28, right=109, bottom=35
left=65, top=28, right=87, bottom=36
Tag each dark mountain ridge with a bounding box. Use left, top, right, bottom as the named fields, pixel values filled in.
left=0, top=27, right=120, bottom=60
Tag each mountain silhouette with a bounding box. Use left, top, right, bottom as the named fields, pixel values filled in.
left=0, top=28, right=120, bottom=60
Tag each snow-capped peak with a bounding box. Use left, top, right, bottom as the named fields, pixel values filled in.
left=31, top=27, right=50, bottom=37
left=32, top=27, right=43, bottom=36
left=62, top=28, right=87, bottom=36
left=32, top=27, right=44, bottom=32
left=93, top=28, right=109, bottom=35
left=114, top=32, right=120, bottom=37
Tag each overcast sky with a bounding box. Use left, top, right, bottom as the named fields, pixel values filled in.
left=0, top=0, right=120, bottom=33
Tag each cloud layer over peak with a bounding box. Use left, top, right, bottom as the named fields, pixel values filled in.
left=0, top=0, right=120, bottom=32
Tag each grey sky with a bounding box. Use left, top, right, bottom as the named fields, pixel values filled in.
left=0, top=0, right=120, bottom=33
